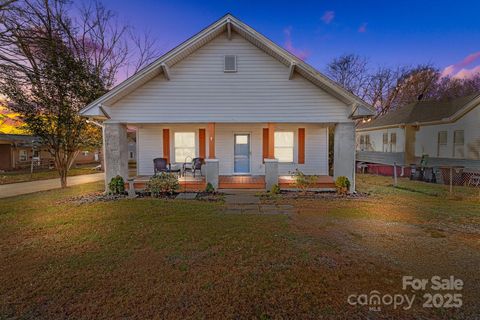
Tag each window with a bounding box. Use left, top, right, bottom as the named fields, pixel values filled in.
left=359, top=135, right=365, bottom=150
left=274, top=131, right=294, bottom=162
left=453, top=130, right=464, bottom=158
left=174, top=132, right=196, bottom=162
left=33, top=150, right=39, bottom=158
left=382, top=133, right=389, bottom=152
left=224, top=55, right=237, bottom=72
left=19, top=150, right=27, bottom=161
left=437, top=131, right=447, bottom=157
left=82, top=151, right=89, bottom=156
left=360, top=134, right=370, bottom=151
left=390, top=133, right=397, bottom=152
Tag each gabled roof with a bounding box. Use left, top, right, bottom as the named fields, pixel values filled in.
left=80, top=14, right=374, bottom=118
left=358, top=93, right=480, bottom=130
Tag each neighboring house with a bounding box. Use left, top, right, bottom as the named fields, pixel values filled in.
left=0, top=133, right=101, bottom=171
left=80, top=14, right=374, bottom=191
left=356, top=94, right=480, bottom=174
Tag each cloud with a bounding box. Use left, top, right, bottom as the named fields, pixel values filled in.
left=358, top=23, right=367, bottom=33
left=441, top=51, right=480, bottom=78
left=321, top=11, right=335, bottom=24
left=283, top=27, right=309, bottom=60
left=452, top=65, right=480, bottom=79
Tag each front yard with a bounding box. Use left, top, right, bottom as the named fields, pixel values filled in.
left=0, top=175, right=479, bottom=319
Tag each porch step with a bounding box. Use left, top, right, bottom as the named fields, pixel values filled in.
left=218, top=175, right=266, bottom=189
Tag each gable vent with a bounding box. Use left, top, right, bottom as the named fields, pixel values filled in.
left=224, top=55, right=237, bottom=72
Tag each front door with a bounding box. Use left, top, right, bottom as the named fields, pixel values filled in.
left=234, top=134, right=250, bottom=173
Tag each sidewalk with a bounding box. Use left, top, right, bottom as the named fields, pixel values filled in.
left=0, top=173, right=104, bottom=199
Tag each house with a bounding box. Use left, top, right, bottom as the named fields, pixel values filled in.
left=80, top=14, right=374, bottom=191
left=0, top=133, right=101, bottom=171
left=356, top=94, right=480, bottom=175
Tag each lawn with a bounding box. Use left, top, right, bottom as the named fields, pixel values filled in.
left=0, top=175, right=479, bottom=319
left=0, top=166, right=100, bottom=185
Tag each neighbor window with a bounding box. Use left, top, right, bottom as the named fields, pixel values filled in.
left=19, top=150, right=27, bottom=161
left=382, top=133, right=389, bottom=152
left=390, top=133, right=397, bottom=152
left=174, top=132, right=196, bottom=162
left=437, top=131, right=447, bottom=157
left=360, top=134, right=370, bottom=151
left=453, top=130, right=464, bottom=158
left=274, top=131, right=294, bottom=162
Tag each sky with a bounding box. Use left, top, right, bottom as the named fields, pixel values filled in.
left=101, top=0, right=480, bottom=78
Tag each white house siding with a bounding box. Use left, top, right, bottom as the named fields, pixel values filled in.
left=137, top=123, right=328, bottom=176
left=107, top=33, right=350, bottom=123
left=415, top=105, right=480, bottom=160
left=356, top=127, right=405, bottom=152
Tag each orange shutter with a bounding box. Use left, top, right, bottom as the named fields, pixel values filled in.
left=298, top=128, right=305, bottom=164
left=262, top=128, right=269, bottom=163
left=163, top=129, right=170, bottom=163
left=199, top=128, right=206, bottom=159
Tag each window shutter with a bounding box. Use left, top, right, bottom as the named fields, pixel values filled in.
left=163, top=129, right=170, bottom=163
left=199, top=128, right=206, bottom=159
left=262, top=128, right=269, bottom=163
left=298, top=128, right=305, bottom=164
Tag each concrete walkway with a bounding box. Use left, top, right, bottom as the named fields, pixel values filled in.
left=0, top=173, right=104, bottom=199
left=222, top=189, right=294, bottom=215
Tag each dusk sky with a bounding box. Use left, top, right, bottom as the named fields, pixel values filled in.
left=101, top=0, right=480, bottom=78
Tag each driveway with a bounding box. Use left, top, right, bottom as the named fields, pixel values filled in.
left=0, top=173, right=104, bottom=199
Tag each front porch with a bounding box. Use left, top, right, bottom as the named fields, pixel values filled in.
left=126, top=174, right=335, bottom=192
left=107, top=121, right=354, bottom=192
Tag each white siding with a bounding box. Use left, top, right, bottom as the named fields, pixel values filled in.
left=356, top=127, right=405, bottom=152
left=137, top=123, right=329, bottom=176
left=107, top=33, right=350, bottom=123
left=415, top=105, right=480, bottom=160
left=137, top=126, right=163, bottom=176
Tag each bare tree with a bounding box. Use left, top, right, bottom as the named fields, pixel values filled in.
left=326, top=54, right=369, bottom=99
left=0, top=0, right=158, bottom=187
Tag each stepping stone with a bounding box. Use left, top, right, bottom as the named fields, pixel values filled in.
left=175, top=193, right=198, bottom=200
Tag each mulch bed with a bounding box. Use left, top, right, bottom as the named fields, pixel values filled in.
left=58, top=190, right=224, bottom=205
left=259, top=190, right=368, bottom=202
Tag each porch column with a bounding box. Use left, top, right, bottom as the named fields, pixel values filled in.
left=267, top=122, right=275, bottom=159
left=103, top=122, right=128, bottom=190
left=333, top=122, right=355, bottom=192
left=265, top=122, right=278, bottom=190
left=207, top=122, right=215, bottom=159
left=206, top=122, right=218, bottom=189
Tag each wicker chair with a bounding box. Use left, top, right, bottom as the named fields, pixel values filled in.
left=182, top=157, right=204, bottom=177
left=153, top=158, right=171, bottom=175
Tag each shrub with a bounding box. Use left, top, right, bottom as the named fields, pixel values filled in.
left=205, top=182, right=215, bottom=193
left=108, top=175, right=125, bottom=195
left=335, top=176, right=351, bottom=195
left=147, top=173, right=179, bottom=196
left=292, top=169, right=317, bottom=194
left=270, top=184, right=281, bottom=194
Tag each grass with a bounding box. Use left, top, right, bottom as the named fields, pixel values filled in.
left=0, top=174, right=479, bottom=318
left=0, top=166, right=100, bottom=185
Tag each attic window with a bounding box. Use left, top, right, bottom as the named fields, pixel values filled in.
left=224, top=55, right=237, bottom=72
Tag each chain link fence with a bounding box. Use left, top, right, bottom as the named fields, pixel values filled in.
left=391, top=163, right=480, bottom=199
